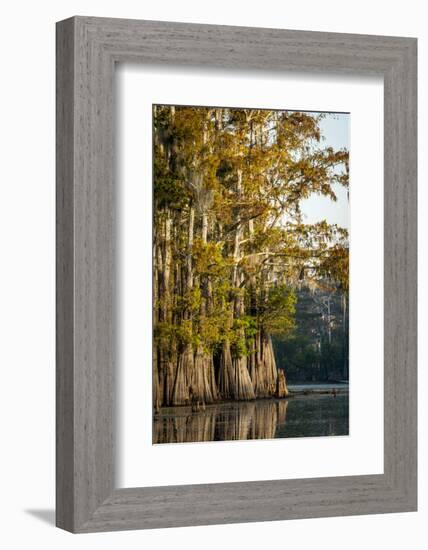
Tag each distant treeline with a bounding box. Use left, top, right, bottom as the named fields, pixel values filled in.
left=274, top=286, right=348, bottom=383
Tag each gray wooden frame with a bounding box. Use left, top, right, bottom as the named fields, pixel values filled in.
left=56, top=16, right=417, bottom=533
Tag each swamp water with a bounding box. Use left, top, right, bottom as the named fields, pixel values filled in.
left=153, top=389, right=349, bottom=444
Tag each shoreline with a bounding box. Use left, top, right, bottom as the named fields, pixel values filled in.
left=154, top=386, right=349, bottom=415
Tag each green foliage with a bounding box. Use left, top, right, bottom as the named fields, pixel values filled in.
left=153, top=153, right=190, bottom=210
left=192, top=239, right=230, bottom=278
left=260, top=286, right=296, bottom=335
left=175, top=287, right=202, bottom=316
left=229, top=315, right=259, bottom=358
left=230, top=336, right=247, bottom=360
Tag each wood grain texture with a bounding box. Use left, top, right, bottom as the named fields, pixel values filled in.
left=56, top=16, right=417, bottom=533
left=56, top=18, right=75, bottom=532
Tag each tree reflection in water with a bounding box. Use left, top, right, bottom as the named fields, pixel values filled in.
left=153, top=394, right=348, bottom=444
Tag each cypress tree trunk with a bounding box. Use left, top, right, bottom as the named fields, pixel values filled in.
left=251, top=329, right=285, bottom=399
left=232, top=355, right=255, bottom=400
left=276, top=369, right=289, bottom=398
left=153, top=356, right=161, bottom=413
left=217, top=340, right=234, bottom=399
left=172, top=343, right=193, bottom=405
left=263, top=332, right=279, bottom=396
left=230, top=169, right=255, bottom=401
left=163, top=359, right=176, bottom=406
left=191, top=208, right=219, bottom=404
left=153, top=234, right=162, bottom=411
left=172, top=206, right=195, bottom=405
left=192, top=345, right=215, bottom=403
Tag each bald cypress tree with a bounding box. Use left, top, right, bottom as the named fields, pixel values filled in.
left=153, top=106, right=349, bottom=408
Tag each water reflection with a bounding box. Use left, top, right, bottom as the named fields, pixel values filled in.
left=153, top=394, right=348, bottom=444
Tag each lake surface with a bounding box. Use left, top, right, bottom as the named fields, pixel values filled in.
left=153, top=392, right=349, bottom=444
left=288, top=383, right=349, bottom=391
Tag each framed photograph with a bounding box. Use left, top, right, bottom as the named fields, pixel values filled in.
left=150, top=103, right=351, bottom=446
left=56, top=16, right=417, bottom=532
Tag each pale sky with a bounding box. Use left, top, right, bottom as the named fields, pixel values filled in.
left=300, top=112, right=349, bottom=229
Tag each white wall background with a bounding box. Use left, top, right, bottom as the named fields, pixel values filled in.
left=0, top=1, right=425, bottom=548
